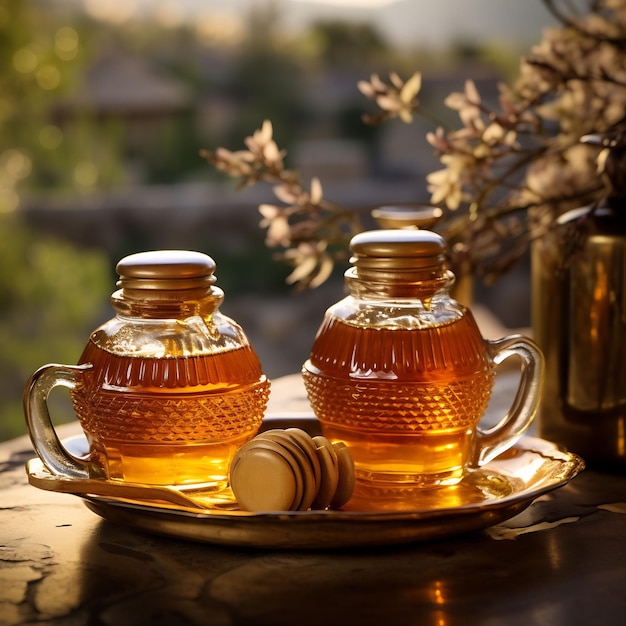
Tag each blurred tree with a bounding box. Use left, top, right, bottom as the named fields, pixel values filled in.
left=0, top=216, right=110, bottom=441
left=0, top=1, right=113, bottom=440
left=0, top=0, right=116, bottom=199
left=307, top=20, right=390, bottom=68
left=225, top=3, right=312, bottom=149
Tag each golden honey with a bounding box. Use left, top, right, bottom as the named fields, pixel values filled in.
left=72, top=342, right=269, bottom=488
left=303, top=313, right=494, bottom=492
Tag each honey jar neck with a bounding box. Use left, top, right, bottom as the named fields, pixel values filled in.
left=345, top=266, right=455, bottom=301
left=111, top=287, right=224, bottom=320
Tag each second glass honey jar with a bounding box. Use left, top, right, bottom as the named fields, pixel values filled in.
left=302, top=230, right=544, bottom=500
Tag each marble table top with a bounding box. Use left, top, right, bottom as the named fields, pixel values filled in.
left=2, top=374, right=626, bottom=626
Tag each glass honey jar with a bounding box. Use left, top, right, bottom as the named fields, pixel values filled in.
left=302, top=230, right=544, bottom=501
left=25, top=250, right=271, bottom=492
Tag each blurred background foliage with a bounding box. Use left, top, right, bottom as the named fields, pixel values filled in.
left=0, top=217, right=110, bottom=439
left=1, top=0, right=542, bottom=440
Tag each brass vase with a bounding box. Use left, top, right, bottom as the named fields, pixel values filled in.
left=532, top=204, right=626, bottom=470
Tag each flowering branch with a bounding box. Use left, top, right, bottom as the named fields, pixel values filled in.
left=201, top=0, right=626, bottom=289
left=200, top=120, right=364, bottom=289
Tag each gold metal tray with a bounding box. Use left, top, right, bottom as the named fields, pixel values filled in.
left=26, top=417, right=584, bottom=549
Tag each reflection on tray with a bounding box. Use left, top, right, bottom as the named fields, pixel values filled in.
left=27, top=432, right=584, bottom=517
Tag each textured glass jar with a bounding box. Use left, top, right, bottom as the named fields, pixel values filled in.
left=302, top=230, right=543, bottom=501
left=25, top=250, right=270, bottom=491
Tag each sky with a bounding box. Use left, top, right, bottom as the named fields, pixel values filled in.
left=284, top=0, right=557, bottom=47
left=76, top=0, right=558, bottom=48
left=289, top=0, right=397, bottom=5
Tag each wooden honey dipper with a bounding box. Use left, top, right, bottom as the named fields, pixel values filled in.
left=229, top=428, right=355, bottom=512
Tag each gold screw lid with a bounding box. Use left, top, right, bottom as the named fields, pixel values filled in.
left=116, top=250, right=217, bottom=292
left=349, top=229, right=447, bottom=276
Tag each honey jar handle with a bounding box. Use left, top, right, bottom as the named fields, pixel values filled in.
left=470, top=335, right=545, bottom=467
left=24, top=363, right=94, bottom=480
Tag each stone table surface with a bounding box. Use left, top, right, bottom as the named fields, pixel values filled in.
left=2, top=374, right=626, bottom=626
